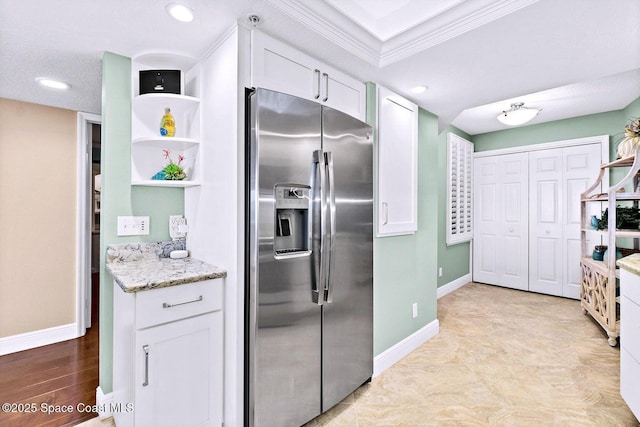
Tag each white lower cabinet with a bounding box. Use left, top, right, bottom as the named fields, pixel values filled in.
left=620, top=268, right=640, bottom=421
left=112, top=279, right=223, bottom=427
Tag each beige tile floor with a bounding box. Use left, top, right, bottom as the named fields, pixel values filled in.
left=305, top=282, right=639, bottom=426
left=78, top=282, right=639, bottom=427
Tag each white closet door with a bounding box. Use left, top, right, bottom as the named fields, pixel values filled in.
left=564, top=144, right=602, bottom=298
left=473, top=153, right=529, bottom=290
left=529, top=144, right=602, bottom=298
left=529, top=148, right=564, bottom=296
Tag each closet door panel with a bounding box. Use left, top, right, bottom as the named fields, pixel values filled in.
left=473, top=159, right=501, bottom=285
left=478, top=234, right=498, bottom=277
left=563, top=144, right=602, bottom=298
left=501, top=155, right=529, bottom=290
left=473, top=153, right=528, bottom=290
left=529, top=150, right=564, bottom=296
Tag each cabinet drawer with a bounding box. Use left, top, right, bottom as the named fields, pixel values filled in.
left=136, top=279, right=222, bottom=329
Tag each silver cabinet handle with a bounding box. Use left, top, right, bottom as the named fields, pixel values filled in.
left=322, top=73, right=329, bottom=102
left=382, top=202, right=389, bottom=225
left=162, top=295, right=203, bottom=308
left=324, top=151, right=336, bottom=303
left=314, top=69, right=321, bottom=99
left=142, top=345, right=150, bottom=387
left=311, top=149, right=326, bottom=305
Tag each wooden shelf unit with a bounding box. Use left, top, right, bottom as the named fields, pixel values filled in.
left=580, top=148, right=640, bottom=346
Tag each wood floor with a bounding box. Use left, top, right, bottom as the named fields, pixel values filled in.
left=0, top=274, right=99, bottom=427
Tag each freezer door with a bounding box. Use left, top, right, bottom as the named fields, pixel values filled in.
left=321, top=106, right=374, bottom=410
left=247, top=89, right=323, bottom=427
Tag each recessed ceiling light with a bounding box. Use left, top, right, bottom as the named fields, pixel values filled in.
left=411, top=85, right=428, bottom=94
left=166, top=3, right=194, bottom=22
left=36, top=77, right=71, bottom=90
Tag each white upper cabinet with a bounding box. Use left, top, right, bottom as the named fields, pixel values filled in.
left=376, top=86, right=418, bottom=237
left=251, top=30, right=366, bottom=121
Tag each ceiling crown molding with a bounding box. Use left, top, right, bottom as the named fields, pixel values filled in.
left=267, top=0, right=540, bottom=68
left=381, top=0, right=541, bottom=66
left=265, top=0, right=381, bottom=65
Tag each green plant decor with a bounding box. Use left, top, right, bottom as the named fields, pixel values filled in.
left=598, top=206, right=640, bottom=230
left=151, top=149, right=186, bottom=181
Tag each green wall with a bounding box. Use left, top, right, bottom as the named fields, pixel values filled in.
left=99, top=52, right=184, bottom=393
left=437, top=126, right=472, bottom=287
left=473, top=96, right=640, bottom=191
left=624, top=96, right=640, bottom=123
left=472, top=110, right=625, bottom=158
left=367, top=83, right=438, bottom=356
left=435, top=96, right=640, bottom=291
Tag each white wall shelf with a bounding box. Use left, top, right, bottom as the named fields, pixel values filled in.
left=131, top=53, right=202, bottom=187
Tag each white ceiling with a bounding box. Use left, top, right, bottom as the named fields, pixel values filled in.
left=1, top=0, right=639, bottom=135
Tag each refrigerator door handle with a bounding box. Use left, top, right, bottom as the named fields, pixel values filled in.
left=312, top=149, right=327, bottom=305
left=324, top=151, right=336, bottom=303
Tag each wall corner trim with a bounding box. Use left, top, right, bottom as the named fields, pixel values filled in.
left=0, top=323, right=78, bottom=356
left=437, top=274, right=471, bottom=299
left=96, top=386, right=114, bottom=418
left=373, top=319, right=439, bottom=378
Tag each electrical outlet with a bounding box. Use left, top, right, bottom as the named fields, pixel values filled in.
left=117, top=216, right=150, bottom=236
left=169, top=215, right=188, bottom=239
left=412, top=303, right=418, bottom=318
left=438, top=267, right=443, bottom=277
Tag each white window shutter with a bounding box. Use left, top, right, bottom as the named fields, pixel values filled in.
left=446, top=133, right=473, bottom=245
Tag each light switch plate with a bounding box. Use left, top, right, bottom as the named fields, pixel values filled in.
left=117, top=216, right=150, bottom=236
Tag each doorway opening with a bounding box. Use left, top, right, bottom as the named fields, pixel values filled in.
left=78, top=113, right=101, bottom=335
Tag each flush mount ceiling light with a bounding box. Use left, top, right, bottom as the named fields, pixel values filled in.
left=166, top=3, right=194, bottom=22
left=36, top=77, right=70, bottom=90
left=411, top=85, right=428, bottom=94
left=497, top=102, right=541, bottom=126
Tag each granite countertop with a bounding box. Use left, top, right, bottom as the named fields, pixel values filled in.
left=617, top=253, right=640, bottom=275
left=106, top=242, right=227, bottom=293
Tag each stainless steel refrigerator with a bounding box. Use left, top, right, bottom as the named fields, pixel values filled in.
left=245, top=88, right=373, bottom=427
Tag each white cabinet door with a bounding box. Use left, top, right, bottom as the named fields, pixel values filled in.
left=135, top=312, right=223, bottom=427
left=376, top=86, right=418, bottom=236
left=529, top=144, right=601, bottom=298
left=251, top=31, right=366, bottom=121
left=473, top=153, right=529, bottom=290
left=252, top=31, right=317, bottom=102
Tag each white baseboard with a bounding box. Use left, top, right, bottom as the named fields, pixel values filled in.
left=96, top=386, right=114, bottom=419
left=437, top=273, right=471, bottom=299
left=0, top=323, right=78, bottom=356
left=373, top=319, right=439, bottom=378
